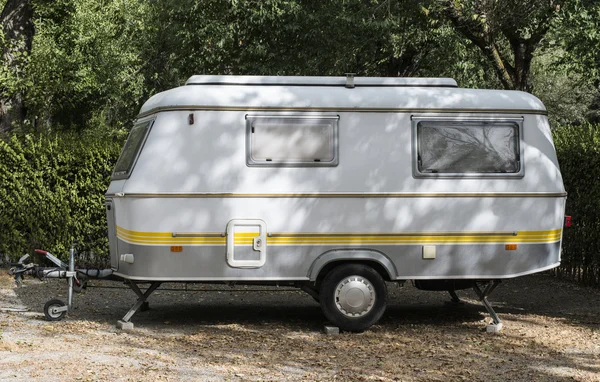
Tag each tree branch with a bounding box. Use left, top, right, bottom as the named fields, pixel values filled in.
left=439, top=0, right=515, bottom=89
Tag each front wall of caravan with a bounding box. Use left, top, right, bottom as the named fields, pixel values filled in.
left=108, top=109, right=565, bottom=281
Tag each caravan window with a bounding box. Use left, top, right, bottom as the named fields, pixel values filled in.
left=414, top=119, right=522, bottom=177
left=246, top=115, right=339, bottom=166
left=112, top=121, right=152, bottom=179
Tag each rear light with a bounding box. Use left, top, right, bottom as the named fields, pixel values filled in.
left=564, top=216, right=572, bottom=228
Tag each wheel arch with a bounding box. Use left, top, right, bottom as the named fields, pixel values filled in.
left=308, top=249, right=397, bottom=283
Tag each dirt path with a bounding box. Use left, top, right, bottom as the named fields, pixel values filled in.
left=1, top=272, right=599, bottom=381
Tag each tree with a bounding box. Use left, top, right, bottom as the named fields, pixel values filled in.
left=557, top=0, right=600, bottom=122
left=26, top=0, right=148, bottom=130
left=438, top=0, right=562, bottom=92
left=139, top=0, right=464, bottom=93
left=559, top=0, right=600, bottom=78
left=0, top=0, right=34, bottom=133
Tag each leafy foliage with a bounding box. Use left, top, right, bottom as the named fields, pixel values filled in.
left=531, top=48, right=597, bottom=126
left=22, top=0, right=148, bottom=130
left=554, top=0, right=600, bottom=123
left=138, top=0, right=470, bottom=92
left=0, top=131, right=123, bottom=261
left=436, top=0, right=562, bottom=91
left=553, top=123, right=600, bottom=286
left=558, top=0, right=600, bottom=81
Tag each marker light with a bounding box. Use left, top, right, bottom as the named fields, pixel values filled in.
left=170, top=246, right=183, bottom=252
left=505, top=244, right=517, bottom=251
left=565, top=216, right=572, bottom=228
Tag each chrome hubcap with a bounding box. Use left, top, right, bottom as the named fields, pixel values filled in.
left=334, top=275, right=375, bottom=317
left=48, top=304, right=64, bottom=318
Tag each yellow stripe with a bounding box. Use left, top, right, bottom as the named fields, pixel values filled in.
left=115, top=226, right=562, bottom=246
left=117, top=226, right=561, bottom=237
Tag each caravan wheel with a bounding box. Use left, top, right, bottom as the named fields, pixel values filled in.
left=44, top=299, right=66, bottom=321
left=319, top=264, right=387, bottom=332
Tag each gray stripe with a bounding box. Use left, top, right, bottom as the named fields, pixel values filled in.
left=114, top=240, right=561, bottom=282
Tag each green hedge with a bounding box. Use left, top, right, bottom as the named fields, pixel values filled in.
left=0, top=133, right=123, bottom=263
left=553, top=123, right=600, bottom=286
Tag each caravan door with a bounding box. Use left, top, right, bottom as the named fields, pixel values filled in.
left=225, top=219, right=267, bottom=268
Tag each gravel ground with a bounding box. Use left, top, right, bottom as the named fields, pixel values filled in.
left=1, top=271, right=600, bottom=381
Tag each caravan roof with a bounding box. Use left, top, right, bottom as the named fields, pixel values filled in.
left=138, top=75, right=546, bottom=118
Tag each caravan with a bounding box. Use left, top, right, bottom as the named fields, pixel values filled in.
left=104, top=75, right=566, bottom=331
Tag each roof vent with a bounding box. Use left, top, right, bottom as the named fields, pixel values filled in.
left=345, top=73, right=355, bottom=89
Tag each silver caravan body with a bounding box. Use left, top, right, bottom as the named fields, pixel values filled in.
left=106, top=75, right=565, bottom=285
left=104, top=75, right=566, bottom=330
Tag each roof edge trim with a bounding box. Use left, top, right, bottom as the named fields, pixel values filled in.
left=136, top=106, right=547, bottom=120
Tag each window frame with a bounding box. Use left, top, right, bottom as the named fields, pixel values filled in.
left=411, top=116, right=524, bottom=179
left=245, top=114, right=340, bottom=167
left=111, top=118, right=155, bottom=180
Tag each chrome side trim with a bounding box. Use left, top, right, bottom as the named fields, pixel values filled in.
left=269, top=231, right=518, bottom=237
left=136, top=106, right=548, bottom=119
left=106, top=192, right=567, bottom=198
left=172, top=232, right=225, bottom=238
left=112, top=273, right=311, bottom=282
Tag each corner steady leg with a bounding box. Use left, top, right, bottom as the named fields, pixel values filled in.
left=117, top=281, right=161, bottom=330
left=128, top=281, right=151, bottom=311
left=473, top=280, right=502, bottom=333
left=448, top=289, right=461, bottom=304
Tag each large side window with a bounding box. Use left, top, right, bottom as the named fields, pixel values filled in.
left=246, top=115, right=339, bottom=166
left=413, top=118, right=523, bottom=177
left=112, top=120, right=152, bottom=179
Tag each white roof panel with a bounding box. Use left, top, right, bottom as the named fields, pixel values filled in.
left=139, top=76, right=546, bottom=116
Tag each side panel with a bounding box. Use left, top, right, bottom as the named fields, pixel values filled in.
left=109, top=110, right=565, bottom=281
left=122, top=112, right=564, bottom=196
left=112, top=196, right=564, bottom=281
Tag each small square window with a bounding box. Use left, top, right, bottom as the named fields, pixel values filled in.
left=246, top=115, right=339, bottom=167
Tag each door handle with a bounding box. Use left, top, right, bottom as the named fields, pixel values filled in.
left=253, top=237, right=262, bottom=250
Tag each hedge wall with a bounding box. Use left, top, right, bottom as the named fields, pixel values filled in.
left=553, top=123, right=600, bottom=286
left=0, top=133, right=123, bottom=263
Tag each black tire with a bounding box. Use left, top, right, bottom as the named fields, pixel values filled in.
left=319, top=264, right=387, bottom=332
left=44, top=299, right=67, bottom=321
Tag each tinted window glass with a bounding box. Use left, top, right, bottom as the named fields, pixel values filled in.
left=112, top=122, right=151, bottom=178
left=417, top=121, right=519, bottom=174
